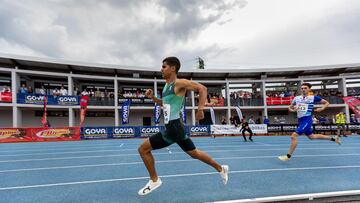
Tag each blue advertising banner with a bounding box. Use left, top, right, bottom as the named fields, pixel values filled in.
left=56, top=96, right=79, bottom=105
left=188, top=125, right=210, bottom=136
left=80, top=125, right=211, bottom=140
left=154, top=105, right=161, bottom=124
left=18, top=94, right=47, bottom=105
left=82, top=127, right=109, bottom=139
left=139, top=126, right=164, bottom=138
left=111, top=127, right=137, bottom=138
left=121, top=99, right=131, bottom=124
left=17, top=94, right=80, bottom=105
left=181, top=105, right=186, bottom=124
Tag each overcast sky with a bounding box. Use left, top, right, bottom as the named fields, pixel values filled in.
left=1, top=0, right=360, bottom=70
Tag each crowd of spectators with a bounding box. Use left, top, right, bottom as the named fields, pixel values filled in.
left=80, top=88, right=115, bottom=99
left=194, top=93, right=225, bottom=106
left=19, top=84, right=33, bottom=94
left=230, top=91, right=262, bottom=99
left=266, top=91, right=296, bottom=98
left=1, top=85, right=11, bottom=93
left=347, top=88, right=360, bottom=96
left=120, top=90, right=146, bottom=99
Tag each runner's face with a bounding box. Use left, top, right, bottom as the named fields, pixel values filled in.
left=301, top=85, right=310, bottom=95
left=161, top=62, right=175, bottom=79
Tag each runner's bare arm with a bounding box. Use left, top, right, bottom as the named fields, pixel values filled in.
left=176, top=79, right=207, bottom=120
left=314, top=99, right=329, bottom=112
left=145, top=89, right=162, bottom=106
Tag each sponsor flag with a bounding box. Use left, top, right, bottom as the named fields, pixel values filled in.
left=236, top=106, right=243, bottom=120
left=122, top=99, right=131, bottom=124
left=210, top=107, right=215, bottom=124
left=154, top=104, right=161, bottom=124
left=181, top=105, right=186, bottom=124
left=80, top=95, right=89, bottom=127
left=41, top=96, right=48, bottom=127
left=343, top=96, right=360, bottom=118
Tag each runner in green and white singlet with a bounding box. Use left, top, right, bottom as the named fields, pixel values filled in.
left=137, top=57, right=229, bottom=196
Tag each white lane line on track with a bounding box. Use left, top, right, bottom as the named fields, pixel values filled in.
left=0, top=139, right=359, bottom=153
left=0, top=147, right=357, bottom=163
left=0, top=153, right=360, bottom=173
left=0, top=144, right=355, bottom=157
left=1, top=165, right=360, bottom=191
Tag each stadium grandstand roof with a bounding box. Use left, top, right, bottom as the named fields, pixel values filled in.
left=1, top=53, right=360, bottom=80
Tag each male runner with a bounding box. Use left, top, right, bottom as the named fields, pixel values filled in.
left=138, top=57, right=229, bottom=195
left=278, top=83, right=341, bottom=161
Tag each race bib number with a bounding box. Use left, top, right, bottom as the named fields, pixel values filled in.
left=163, top=104, right=171, bottom=124
left=297, top=103, right=308, bottom=116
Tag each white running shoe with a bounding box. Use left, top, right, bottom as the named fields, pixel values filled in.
left=138, top=178, right=162, bottom=196
left=278, top=155, right=291, bottom=161
left=219, top=165, right=229, bottom=185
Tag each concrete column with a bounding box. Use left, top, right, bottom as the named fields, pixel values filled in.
left=154, top=77, right=158, bottom=97
left=11, top=70, right=19, bottom=105
left=114, top=77, right=119, bottom=126
left=339, top=78, right=350, bottom=123
left=340, top=78, right=347, bottom=96
left=11, top=70, right=20, bottom=127
left=261, top=81, right=267, bottom=107
left=68, top=75, right=73, bottom=95
left=226, top=81, right=231, bottom=123
left=69, top=108, right=74, bottom=127
left=12, top=106, right=22, bottom=127
left=263, top=107, right=268, bottom=118
left=345, top=106, right=350, bottom=123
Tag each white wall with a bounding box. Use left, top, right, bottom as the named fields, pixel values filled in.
left=21, top=109, right=68, bottom=127
left=74, top=110, right=114, bottom=127
left=0, top=108, right=12, bottom=127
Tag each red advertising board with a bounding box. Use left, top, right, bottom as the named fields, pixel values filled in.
left=266, top=96, right=294, bottom=105
left=0, top=92, right=12, bottom=102
left=30, top=127, right=81, bottom=142
left=0, top=128, right=32, bottom=143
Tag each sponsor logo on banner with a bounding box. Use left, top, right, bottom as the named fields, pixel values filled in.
left=154, top=105, right=161, bottom=124
left=282, top=125, right=297, bottom=131
left=348, top=124, right=360, bottom=130
left=118, top=98, right=128, bottom=103
left=25, top=95, right=46, bottom=104
left=112, top=127, right=135, bottom=138
left=83, top=128, right=108, bottom=138
left=131, top=98, right=142, bottom=104
left=144, top=98, right=153, bottom=104
left=0, top=129, right=21, bottom=139
left=211, top=125, right=239, bottom=135
left=57, top=96, right=79, bottom=105
left=267, top=125, right=282, bottom=132
left=35, top=129, right=71, bottom=138
left=121, top=100, right=130, bottom=125
left=314, top=125, right=337, bottom=131
left=122, top=105, right=129, bottom=123
left=190, top=126, right=209, bottom=135
left=141, top=127, right=160, bottom=137
left=0, top=128, right=31, bottom=142
left=249, top=124, right=268, bottom=134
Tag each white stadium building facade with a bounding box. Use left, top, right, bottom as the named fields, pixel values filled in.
left=1, top=54, right=360, bottom=128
